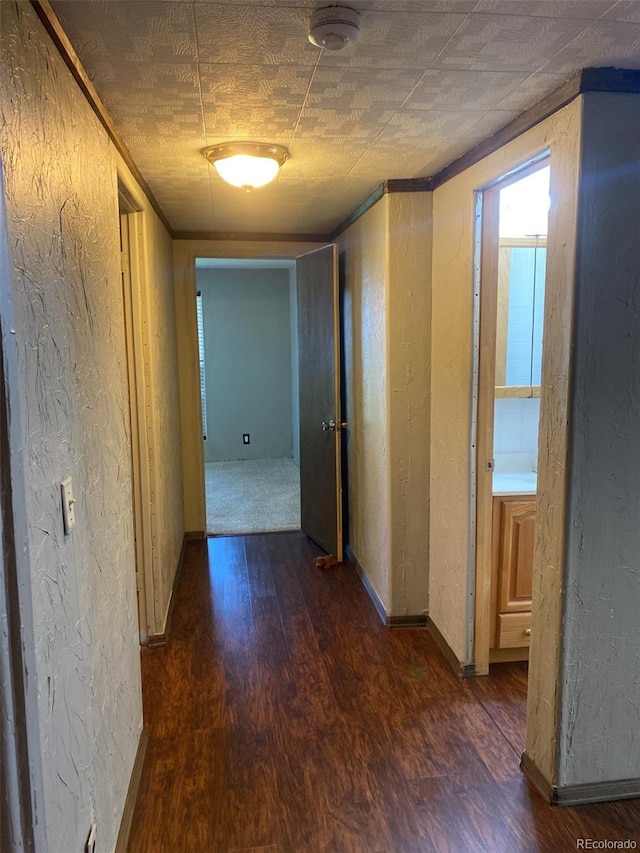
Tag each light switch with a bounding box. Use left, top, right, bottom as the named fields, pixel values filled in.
left=61, top=477, right=76, bottom=534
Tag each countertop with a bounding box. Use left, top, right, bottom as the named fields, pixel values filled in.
left=492, top=471, right=537, bottom=495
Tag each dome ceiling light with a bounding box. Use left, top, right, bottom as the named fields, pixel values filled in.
left=308, top=6, right=361, bottom=51
left=203, top=142, right=290, bottom=192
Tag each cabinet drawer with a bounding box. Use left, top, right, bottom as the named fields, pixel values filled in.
left=497, top=612, right=532, bottom=648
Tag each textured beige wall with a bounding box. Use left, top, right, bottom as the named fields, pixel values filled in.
left=548, top=92, right=640, bottom=791
left=0, top=4, right=143, bottom=852
left=339, top=193, right=432, bottom=618
left=430, top=177, right=477, bottom=661
left=525, top=104, right=581, bottom=787
left=118, top=159, right=185, bottom=636
left=340, top=200, right=392, bottom=611
left=1, top=2, right=185, bottom=848
left=173, top=239, right=322, bottom=533
left=143, top=210, right=185, bottom=634
left=430, top=100, right=581, bottom=673
left=386, top=193, right=432, bottom=617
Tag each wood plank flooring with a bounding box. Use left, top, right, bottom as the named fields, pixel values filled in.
left=128, top=533, right=640, bottom=852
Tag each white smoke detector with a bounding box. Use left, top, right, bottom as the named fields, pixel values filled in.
left=308, top=6, right=361, bottom=51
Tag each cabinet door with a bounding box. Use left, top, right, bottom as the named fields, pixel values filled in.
left=497, top=499, right=535, bottom=613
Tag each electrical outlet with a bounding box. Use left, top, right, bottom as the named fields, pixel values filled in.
left=84, top=823, right=96, bottom=853
left=242, top=433, right=250, bottom=445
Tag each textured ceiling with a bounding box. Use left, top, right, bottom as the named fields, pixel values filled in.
left=50, top=0, right=640, bottom=236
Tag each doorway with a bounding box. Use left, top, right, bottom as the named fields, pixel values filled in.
left=119, top=198, right=156, bottom=644
left=195, top=258, right=302, bottom=536
left=474, top=160, right=550, bottom=674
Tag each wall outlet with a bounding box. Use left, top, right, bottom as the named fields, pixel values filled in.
left=84, top=823, right=96, bottom=853
left=242, top=433, right=250, bottom=445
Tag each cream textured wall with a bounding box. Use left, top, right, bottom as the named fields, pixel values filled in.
left=430, top=178, right=478, bottom=662
left=340, top=193, right=432, bottom=619
left=140, top=205, right=185, bottom=634
left=429, top=100, right=581, bottom=672
left=386, top=193, right=432, bottom=617
left=0, top=149, right=45, bottom=851
left=554, top=92, right=640, bottom=791
left=525, top=104, right=581, bottom=787
left=340, top=200, right=392, bottom=611
left=0, top=3, right=181, bottom=850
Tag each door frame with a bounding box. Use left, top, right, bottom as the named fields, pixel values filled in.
left=472, top=186, right=500, bottom=676
left=196, top=258, right=300, bottom=536
left=119, top=188, right=158, bottom=643
left=173, top=240, right=335, bottom=537
left=472, top=155, right=550, bottom=675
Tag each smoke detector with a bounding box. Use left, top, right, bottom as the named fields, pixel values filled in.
left=308, top=6, right=361, bottom=51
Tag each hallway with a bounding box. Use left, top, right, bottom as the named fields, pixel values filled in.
left=128, top=533, right=640, bottom=852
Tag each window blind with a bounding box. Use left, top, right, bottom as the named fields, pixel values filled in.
left=196, top=291, right=208, bottom=441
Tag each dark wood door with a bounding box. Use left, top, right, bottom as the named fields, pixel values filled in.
left=296, top=244, right=343, bottom=561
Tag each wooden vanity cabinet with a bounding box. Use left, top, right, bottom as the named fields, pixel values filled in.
left=490, top=495, right=535, bottom=655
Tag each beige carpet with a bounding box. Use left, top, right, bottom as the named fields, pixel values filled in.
left=205, top=458, right=301, bottom=535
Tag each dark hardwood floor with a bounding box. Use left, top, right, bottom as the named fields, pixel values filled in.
left=128, top=532, right=640, bottom=852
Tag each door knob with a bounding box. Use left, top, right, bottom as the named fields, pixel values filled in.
left=321, top=420, right=348, bottom=432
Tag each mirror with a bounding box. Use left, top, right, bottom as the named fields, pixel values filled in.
left=495, top=236, right=546, bottom=398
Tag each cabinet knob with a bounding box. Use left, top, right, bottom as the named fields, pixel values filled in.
left=524, top=627, right=531, bottom=637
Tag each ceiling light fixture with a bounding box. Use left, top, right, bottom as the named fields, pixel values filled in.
left=308, top=6, right=361, bottom=51
left=203, top=142, right=290, bottom=192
